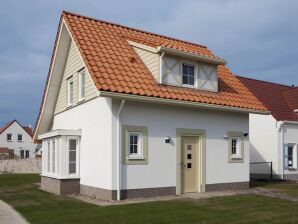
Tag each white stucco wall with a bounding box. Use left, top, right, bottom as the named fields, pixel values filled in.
left=250, top=114, right=298, bottom=178
left=249, top=114, right=280, bottom=175
left=0, top=121, right=37, bottom=158
left=112, top=100, right=249, bottom=190
left=52, top=97, right=113, bottom=189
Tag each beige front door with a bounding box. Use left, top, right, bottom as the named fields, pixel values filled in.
left=181, top=136, right=198, bottom=193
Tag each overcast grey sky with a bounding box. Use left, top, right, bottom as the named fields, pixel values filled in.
left=0, top=0, right=297, bottom=127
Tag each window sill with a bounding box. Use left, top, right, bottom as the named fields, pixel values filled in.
left=7, top=140, right=12, bottom=142
left=17, top=140, right=23, bottom=142
left=182, top=84, right=197, bottom=89
left=77, top=98, right=85, bottom=105
left=66, top=104, right=73, bottom=109
left=231, top=156, right=242, bottom=160
left=127, top=157, right=145, bottom=160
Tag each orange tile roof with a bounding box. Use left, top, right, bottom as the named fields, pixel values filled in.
left=61, top=11, right=265, bottom=112
left=238, top=76, right=298, bottom=122
left=34, top=11, right=268, bottom=137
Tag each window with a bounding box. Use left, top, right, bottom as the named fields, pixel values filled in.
left=228, top=132, right=244, bottom=163
left=128, top=132, right=142, bottom=159
left=20, top=150, right=24, bottom=159
left=18, top=134, right=23, bottom=141
left=69, top=139, right=77, bottom=174
left=67, top=77, right=74, bottom=106
left=7, top=133, right=12, bottom=141
left=52, top=140, right=55, bottom=173
left=182, top=63, right=195, bottom=86
left=47, top=141, right=51, bottom=172
left=231, top=137, right=240, bottom=157
left=25, top=150, right=29, bottom=158
left=123, top=126, right=148, bottom=165
left=288, top=146, right=294, bottom=168
left=78, top=69, right=85, bottom=100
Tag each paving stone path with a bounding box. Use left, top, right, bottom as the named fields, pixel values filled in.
left=252, top=187, right=298, bottom=202
left=0, top=200, right=28, bottom=224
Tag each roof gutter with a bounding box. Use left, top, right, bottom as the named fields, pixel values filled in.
left=283, top=120, right=298, bottom=125
left=99, top=91, right=269, bottom=115
left=157, top=46, right=227, bottom=65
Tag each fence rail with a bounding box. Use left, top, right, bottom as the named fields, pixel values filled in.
left=250, top=161, right=273, bottom=180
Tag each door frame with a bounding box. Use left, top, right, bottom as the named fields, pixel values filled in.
left=176, top=128, right=206, bottom=195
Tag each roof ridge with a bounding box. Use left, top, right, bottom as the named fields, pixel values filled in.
left=237, top=75, right=292, bottom=88
left=62, top=10, right=208, bottom=49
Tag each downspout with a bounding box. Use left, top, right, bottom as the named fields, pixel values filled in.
left=159, top=52, right=165, bottom=84
left=117, top=100, right=125, bottom=200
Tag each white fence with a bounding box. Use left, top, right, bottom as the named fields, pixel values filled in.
left=0, top=158, right=41, bottom=174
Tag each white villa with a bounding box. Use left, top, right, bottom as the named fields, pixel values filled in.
left=0, top=119, right=37, bottom=158
left=239, top=77, right=298, bottom=180
left=33, top=11, right=268, bottom=200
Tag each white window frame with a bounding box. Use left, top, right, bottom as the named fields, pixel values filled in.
left=231, top=137, right=241, bottom=159
left=67, top=77, right=74, bottom=107
left=127, top=132, right=143, bottom=159
left=287, top=144, right=297, bottom=169
left=17, top=134, right=23, bottom=142
left=78, top=69, right=85, bottom=101
left=47, top=141, right=51, bottom=173
left=7, top=133, right=12, bottom=142
left=181, top=61, right=198, bottom=88
left=68, top=137, right=79, bottom=175
left=52, top=139, right=56, bottom=173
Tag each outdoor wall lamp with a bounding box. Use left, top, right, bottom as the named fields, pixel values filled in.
left=165, top=136, right=171, bottom=143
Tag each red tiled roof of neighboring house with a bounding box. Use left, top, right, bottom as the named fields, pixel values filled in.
left=0, top=147, right=9, bottom=154
left=23, top=126, right=33, bottom=137
left=34, top=11, right=268, bottom=137
left=0, top=119, right=16, bottom=135
left=238, top=76, right=298, bottom=122
left=282, top=87, right=298, bottom=111
left=0, top=119, right=33, bottom=137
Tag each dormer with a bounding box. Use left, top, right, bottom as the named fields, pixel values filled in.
left=129, top=41, right=226, bottom=92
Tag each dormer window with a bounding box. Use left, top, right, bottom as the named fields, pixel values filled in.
left=182, top=63, right=195, bottom=86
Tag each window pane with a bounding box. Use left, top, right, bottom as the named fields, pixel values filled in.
left=133, top=135, right=138, bottom=144
left=183, top=65, right=188, bottom=75
left=80, top=72, right=85, bottom=98
left=20, top=150, right=24, bottom=159
left=26, top=150, right=29, bottom=158
left=182, top=75, right=188, bottom=85
left=69, top=139, right=76, bottom=151
left=189, top=67, right=194, bottom=76
left=189, top=76, right=194, bottom=85
left=69, top=163, right=76, bottom=174
left=129, top=145, right=134, bottom=154
left=69, top=151, right=76, bottom=162
left=133, top=145, right=138, bottom=154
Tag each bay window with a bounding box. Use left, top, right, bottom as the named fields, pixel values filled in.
left=39, top=130, right=81, bottom=178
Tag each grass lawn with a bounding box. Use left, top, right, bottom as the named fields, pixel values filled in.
left=1, top=174, right=298, bottom=224
left=252, top=180, right=298, bottom=196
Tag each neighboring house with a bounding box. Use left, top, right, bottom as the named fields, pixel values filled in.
left=239, top=76, right=298, bottom=180
left=0, top=119, right=37, bottom=159
left=33, top=11, right=267, bottom=200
